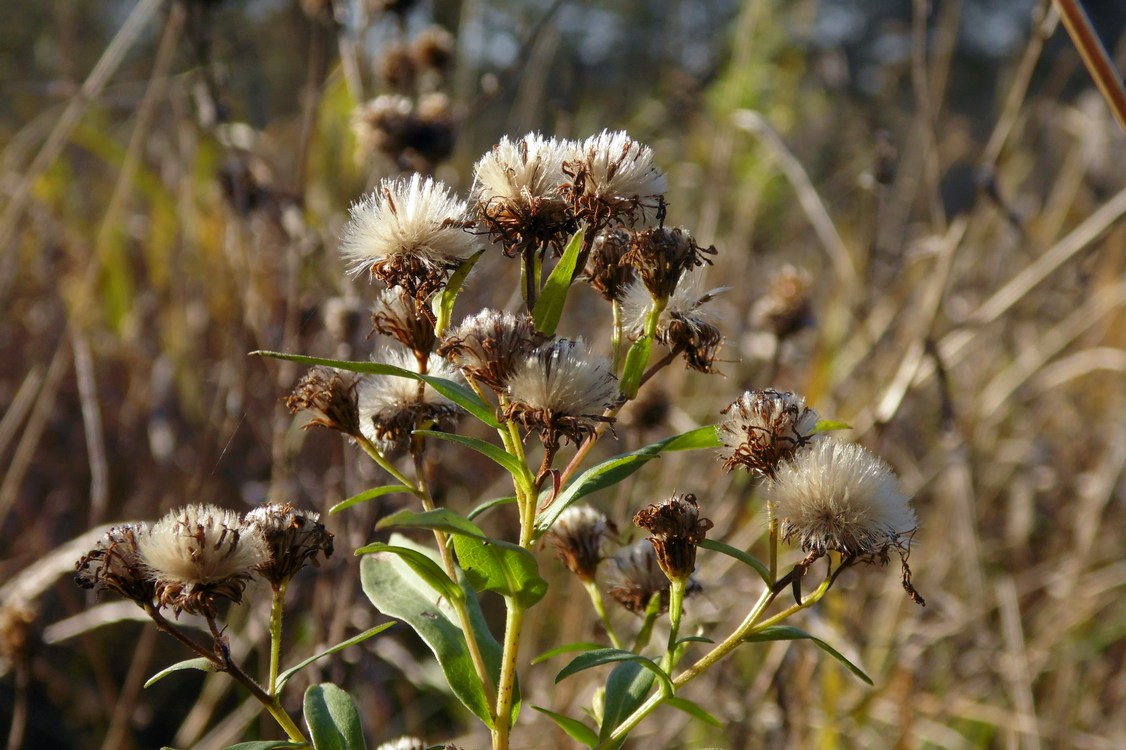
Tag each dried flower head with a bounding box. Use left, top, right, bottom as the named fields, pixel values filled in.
left=584, top=228, right=635, bottom=301
left=718, top=389, right=821, bottom=477
left=358, top=347, right=462, bottom=454
left=245, top=503, right=335, bottom=588
left=504, top=339, right=617, bottom=450
left=606, top=539, right=701, bottom=614
left=438, top=309, right=547, bottom=391
left=75, top=524, right=155, bottom=607
left=0, top=601, right=36, bottom=664
left=287, top=367, right=362, bottom=437
left=633, top=493, right=713, bottom=583
left=412, top=26, right=455, bottom=75
left=340, top=174, right=478, bottom=299
left=752, top=265, right=813, bottom=340
left=375, top=40, right=415, bottom=92
left=563, top=131, right=667, bottom=226
left=765, top=440, right=922, bottom=603
left=472, top=133, right=574, bottom=258
left=138, top=505, right=269, bottom=616
left=623, top=226, right=716, bottom=301
left=546, top=506, right=618, bottom=583
left=353, top=94, right=413, bottom=160
left=620, top=277, right=724, bottom=373
left=371, top=286, right=437, bottom=357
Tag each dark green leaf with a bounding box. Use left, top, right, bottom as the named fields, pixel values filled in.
left=599, top=661, right=655, bottom=743
left=555, top=649, right=672, bottom=694
left=251, top=352, right=498, bottom=428
left=414, top=430, right=527, bottom=479
left=746, top=625, right=873, bottom=685
left=354, top=543, right=463, bottom=605
left=674, top=635, right=715, bottom=646
left=698, top=538, right=772, bottom=585
left=531, top=641, right=603, bottom=665
left=532, top=705, right=598, bottom=747
left=330, top=485, right=415, bottom=514
left=277, top=623, right=396, bottom=690
left=377, top=508, right=487, bottom=539
left=535, top=425, right=721, bottom=535
left=466, top=495, right=516, bottom=522
left=618, top=334, right=652, bottom=398
left=144, top=657, right=217, bottom=688
left=303, top=683, right=366, bottom=750
left=360, top=535, right=509, bottom=727
left=452, top=534, right=548, bottom=608
left=532, top=229, right=584, bottom=335
left=435, top=249, right=486, bottom=332
left=665, top=696, right=723, bottom=727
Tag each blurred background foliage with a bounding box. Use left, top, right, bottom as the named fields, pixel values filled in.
left=2, top=0, right=1126, bottom=748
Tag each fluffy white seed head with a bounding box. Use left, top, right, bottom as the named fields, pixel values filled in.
left=472, top=133, right=571, bottom=207
left=765, top=439, right=917, bottom=556
left=139, top=505, right=268, bottom=586
left=568, top=130, right=667, bottom=204
left=357, top=347, right=462, bottom=449
left=718, top=389, right=822, bottom=476
left=506, top=339, right=617, bottom=418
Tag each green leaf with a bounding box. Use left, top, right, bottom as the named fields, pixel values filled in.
left=665, top=696, right=723, bottom=727
left=330, top=485, right=415, bottom=514
left=675, top=635, right=715, bottom=647
left=746, top=625, right=873, bottom=685
left=251, top=351, right=498, bottom=428
left=813, top=418, right=852, bottom=433
left=452, top=534, right=548, bottom=608
left=377, top=508, right=486, bottom=539
left=535, top=425, right=721, bottom=535
left=618, top=333, right=652, bottom=398
left=531, top=641, right=603, bottom=665
left=414, top=430, right=528, bottom=479
left=698, top=538, right=771, bottom=585
left=555, top=649, right=672, bottom=694
left=466, top=495, right=517, bottom=522
left=599, top=661, right=655, bottom=743
left=435, top=249, right=486, bottom=333
left=303, top=683, right=366, bottom=750
left=144, top=657, right=217, bottom=688
left=360, top=534, right=509, bottom=728
left=276, top=623, right=396, bottom=690
left=354, top=543, right=463, bottom=605
left=224, top=742, right=306, bottom=749
left=532, top=705, right=598, bottom=747
left=532, top=229, right=584, bottom=335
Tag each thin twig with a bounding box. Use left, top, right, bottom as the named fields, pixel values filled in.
left=1053, top=0, right=1126, bottom=136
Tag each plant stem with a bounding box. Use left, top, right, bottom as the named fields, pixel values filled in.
left=584, top=579, right=622, bottom=650
left=632, top=593, right=662, bottom=652
left=491, top=602, right=526, bottom=750
left=662, top=578, right=686, bottom=673
left=1053, top=0, right=1126, bottom=136
left=267, top=581, right=288, bottom=696
left=611, top=299, right=623, bottom=373
left=354, top=435, right=425, bottom=498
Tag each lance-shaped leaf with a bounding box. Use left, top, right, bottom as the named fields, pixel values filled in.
left=555, top=648, right=672, bottom=695
left=224, top=743, right=306, bottom=750
left=360, top=534, right=509, bottom=727
left=252, top=351, right=498, bottom=428
left=377, top=508, right=487, bottom=539
left=531, top=641, right=603, bottom=665
left=665, top=696, right=722, bottom=727
left=354, top=542, right=463, bottom=606
left=535, top=425, right=721, bottom=535
left=144, top=657, right=217, bottom=688
left=533, top=705, right=598, bottom=747
left=277, top=623, right=396, bottom=690
left=599, top=661, right=655, bottom=745
left=303, top=682, right=366, bottom=750
left=812, top=418, right=852, bottom=434
left=452, top=534, right=548, bottom=607
left=434, top=249, right=486, bottom=334
left=330, top=484, right=416, bottom=514
left=698, top=538, right=772, bottom=585
left=746, top=625, right=873, bottom=685
left=414, top=429, right=529, bottom=480
left=532, top=229, right=584, bottom=336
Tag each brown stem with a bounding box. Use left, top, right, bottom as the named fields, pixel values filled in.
left=1053, top=0, right=1126, bottom=136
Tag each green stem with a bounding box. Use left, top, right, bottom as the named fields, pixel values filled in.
left=768, top=509, right=778, bottom=583
left=584, top=579, right=622, bottom=650
left=611, top=299, right=623, bottom=373
left=491, top=601, right=526, bottom=750
left=632, top=593, right=662, bottom=653
left=354, top=435, right=424, bottom=499
left=662, top=578, right=686, bottom=673
left=267, top=581, right=288, bottom=696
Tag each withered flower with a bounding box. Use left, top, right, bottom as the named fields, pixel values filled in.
left=584, top=228, right=635, bottom=302
left=375, top=40, right=415, bottom=93
left=623, top=226, right=716, bottom=301
left=75, top=524, right=155, bottom=607
left=412, top=26, right=456, bottom=77
left=546, top=505, right=617, bottom=583
left=358, top=348, right=462, bottom=454
left=620, top=277, right=724, bottom=373
left=472, top=133, right=574, bottom=258
left=438, top=308, right=546, bottom=391
left=562, top=131, right=667, bottom=227
left=372, top=286, right=437, bottom=357
left=138, top=505, right=268, bottom=617
left=340, top=174, right=479, bottom=299
left=245, top=503, right=334, bottom=588
left=718, top=389, right=821, bottom=477
left=504, top=339, right=617, bottom=452
left=287, top=367, right=362, bottom=437
left=606, top=540, right=701, bottom=614
left=752, top=265, right=813, bottom=340
left=633, top=493, right=713, bottom=583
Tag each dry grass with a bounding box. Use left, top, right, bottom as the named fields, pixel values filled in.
left=2, top=1, right=1126, bottom=748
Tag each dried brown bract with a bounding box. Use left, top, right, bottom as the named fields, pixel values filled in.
left=438, top=309, right=546, bottom=392
left=562, top=131, right=667, bottom=228
left=545, top=506, right=617, bottom=583
left=371, top=287, right=437, bottom=358
left=633, top=493, right=713, bottom=582
left=718, top=389, right=820, bottom=477
left=584, top=228, right=635, bottom=302
left=623, top=226, right=716, bottom=301
left=75, top=524, right=155, bottom=607
left=287, top=367, right=362, bottom=437
left=245, top=503, right=335, bottom=588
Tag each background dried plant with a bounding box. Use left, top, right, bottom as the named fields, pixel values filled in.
left=3, top=1, right=1126, bottom=748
